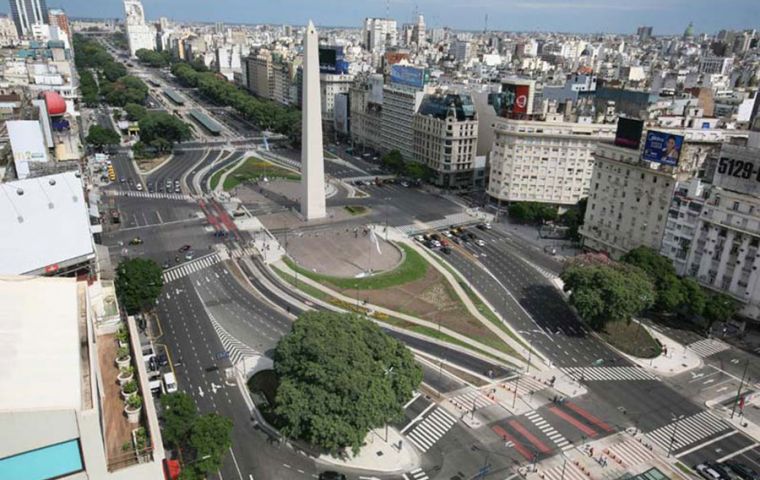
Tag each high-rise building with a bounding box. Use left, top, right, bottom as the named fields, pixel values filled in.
left=487, top=119, right=616, bottom=206
left=636, top=26, right=653, bottom=41
left=450, top=40, right=472, bottom=63
left=47, top=8, right=69, bottom=43
left=363, top=17, right=397, bottom=53
left=0, top=14, right=19, bottom=46
left=123, top=0, right=154, bottom=57
left=412, top=14, right=426, bottom=46
left=320, top=73, right=354, bottom=134
left=698, top=56, right=734, bottom=76
left=413, top=93, right=478, bottom=188
left=8, top=0, right=47, bottom=37
left=381, top=84, right=426, bottom=162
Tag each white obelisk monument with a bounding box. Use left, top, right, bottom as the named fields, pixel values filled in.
left=300, top=20, right=327, bottom=220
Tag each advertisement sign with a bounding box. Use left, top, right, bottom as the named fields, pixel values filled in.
left=390, top=65, right=426, bottom=89
left=712, top=144, right=760, bottom=196
left=319, top=46, right=349, bottom=74
left=642, top=130, right=684, bottom=167
left=501, top=82, right=532, bottom=115
left=614, top=117, right=644, bottom=150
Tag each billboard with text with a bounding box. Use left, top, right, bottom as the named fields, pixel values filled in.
left=390, top=65, right=427, bottom=89
left=643, top=130, right=684, bottom=167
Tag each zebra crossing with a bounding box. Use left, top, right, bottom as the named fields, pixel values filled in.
left=163, top=254, right=222, bottom=283
left=501, top=375, right=549, bottom=397
left=396, top=212, right=480, bottom=235
left=107, top=190, right=194, bottom=202
left=406, top=407, right=457, bottom=453
left=603, top=438, right=654, bottom=470
left=537, top=458, right=588, bottom=480
left=525, top=411, right=571, bottom=450
left=447, top=387, right=495, bottom=412
left=403, top=468, right=429, bottom=480
left=645, top=411, right=732, bottom=454
left=562, top=366, right=659, bottom=382
left=206, top=309, right=258, bottom=365
left=687, top=338, right=731, bottom=358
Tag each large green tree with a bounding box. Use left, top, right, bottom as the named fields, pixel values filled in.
left=561, top=263, right=655, bottom=330
left=703, top=292, right=738, bottom=330
left=138, top=111, right=192, bottom=152
left=274, top=312, right=422, bottom=454
left=186, top=414, right=233, bottom=477
left=509, top=202, right=558, bottom=224
left=161, top=393, right=197, bottom=448
left=115, top=258, right=163, bottom=314
left=136, top=48, right=173, bottom=68
left=381, top=150, right=404, bottom=173
left=86, top=125, right=121, bottom=149
left=124, top=102, right=147, bottom=122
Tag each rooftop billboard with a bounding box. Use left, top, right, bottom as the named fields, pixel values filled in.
left=319, top=46, right=349, bottom=74
left=613, top=117, right=644, bottom=150
left=390, top=65, right=427, bottom=89
left=642, top=130, right=683, bottom=167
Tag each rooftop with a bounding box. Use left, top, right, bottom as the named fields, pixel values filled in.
left=0, top=171, right=94, bottom=275
left=0, top=276, right=82, bottom=412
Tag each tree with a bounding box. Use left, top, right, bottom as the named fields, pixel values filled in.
left=124, top=103, right=147, bottom=122
left=381, top=150, right=404, bottom=173
left=185, top=414, right=233, bottom=477
left=136, top=48, right=173, bottom=68
left=86, top=125, right=121, bottom=149
left=161, top=393, right=197, bottom=448
left=138, top=111, right=192, bottom=148
left=103, top=61, right=127, bottom=82
left=561, top=263, right=655, bottom=330
left=508, top=202, right=558, bottom=224
left=115, top=258, right=163, bottom=314
left=679, top=278, right=706, bottom=320
left=703, top=292, right=738, bottom=331
left=274, top=312, right=422, bottom=454
left=561, top=197, right=587, bottom=241
left=404, top=161, right=433, bottom=181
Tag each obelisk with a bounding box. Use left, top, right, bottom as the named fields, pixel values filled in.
left=300, top=20, right=327, bottom=220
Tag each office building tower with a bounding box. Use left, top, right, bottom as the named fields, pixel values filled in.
left=124, top=0, right=154, bottom=57
left=8, top=0, right=47, bottom=37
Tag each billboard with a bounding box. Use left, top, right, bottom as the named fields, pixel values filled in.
left=712, top=144, right=760, bottom=196
left=642, top=130, right=684, bottom=167
left=319, top=46, right=349, bottom=74
left=501, top=81, right=533, bottom=115
left=390, top=65, right=427, bottom=89
left=613, top=117, right=644, bottom=150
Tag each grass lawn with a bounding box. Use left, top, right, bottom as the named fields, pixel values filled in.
left=209, top=166, right=230, bottom=191
left=283, top=244, right=427, bottom=291
left=223, top=157, right=300, bottom=190
left=344, top=205, right=368, bottom=216
left=598, top=320, right=662, bottom=358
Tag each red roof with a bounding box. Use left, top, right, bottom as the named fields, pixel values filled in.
left=42, top=91, right=66, bottom=116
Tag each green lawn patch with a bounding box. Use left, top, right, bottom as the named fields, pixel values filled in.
left=272, top=267, right=331, bottom=301
left=223, top=156, right=300, bottom=190
left=209, top=166, right=230, bottom=191
left=283, top=243, right=427, bottom=291
left=344, top=205, right=368, bottom=216
left=598, top=320, right=662, bottom=358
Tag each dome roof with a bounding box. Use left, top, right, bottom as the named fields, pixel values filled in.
left=42, top=91, right=66, bottom=116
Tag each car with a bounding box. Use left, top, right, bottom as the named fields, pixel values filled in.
left=129, top=237, right=143, bottom=245
left=441, top=246, right=451, bottom=255
left=443, top=231, right=453, bottom=238
left=400, top=181, right=410, bottom=187
left=476, top=239, right=486, bottom=247
left=179, top=244, right=192, bottom=252
left=120, top=177, right=126, bottom=183
left=452, top=237, right=462, bottom=245
left=695, top=464, right=725, bottom=480
left=156, top=353, right=169, bottom=367
left=467, top=232, right=477, bottom=240
left=725, top=462, right=760, bottom=480
left=148, top=356, right=158, bottom=373
left=136, top=183, right=143, bottom=191
left=162, top=260, right=170, bottom=269
left=430, top=233, right=441, bottom=241
left=163, top=372, right=178, bottom=394
left=484, top=222, right=492, bottom=230
left=414, top=235, right=425, bottom=243
left=318, top=472, right=347, bottom=480
left=185, top=251, right=194, bottom=261
left=476, top=224, right=487, bottom=230
left=174, top=186, right=182, bottom=193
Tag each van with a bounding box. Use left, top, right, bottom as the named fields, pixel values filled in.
left=163, top=372, right=178, bottom=394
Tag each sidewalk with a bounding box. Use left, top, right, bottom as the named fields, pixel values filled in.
left=315, top=426, right=419, bottom=474
left=615, top=321, right=702, bottom=377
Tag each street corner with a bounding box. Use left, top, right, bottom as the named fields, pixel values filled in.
left=315, top=426, right=421, bottom=475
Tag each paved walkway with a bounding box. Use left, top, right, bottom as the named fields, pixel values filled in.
left=610, top=320, right=702, bottom=377
left=316, top=426, right=420, bottom=473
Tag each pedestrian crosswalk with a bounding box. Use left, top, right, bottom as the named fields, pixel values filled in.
left=107, top=190, right=194, bottom=202
left=562, top=366, right=659, bottom=382
left=406, top=407, right=457, bottom=453
left=687, top=338, right=731, bottom=358
left=228, top=247, right=257, bottom=259
left=396, top=212, right=480, bottom=235
left=500, top=375, right=549, bottom=397
left=537, top=459, right=588, bottom=480
left=645, top=411, right=732, bottom=454
left=447, top=387, right=495, bottom=412
left=206, top=308, right=258, bottom=365
left=526, top=411, right=571, bottom=450
left=404, top=468, right=429, bottom=480
left=163, top=254, right=222, bottom=283
left=603, top=438, right=654, bottom=470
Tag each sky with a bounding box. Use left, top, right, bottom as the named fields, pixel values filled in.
left=8, top=0, right=760, bottom=35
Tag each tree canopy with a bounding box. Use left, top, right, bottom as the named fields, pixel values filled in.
left=115, top=258, right=163, bottom=314
left=187, top=414, right=233, bottom=475
left=273, top=312, right=422, bottom=454
left=161, top=392, right=197, bottom=448
left=508, top=202, right=559, bottom=224
left=381, top=150, right=404, bottom=173
left=101, top=75, right=149, bottom=107
left=703, top=292, right=738, bottom=330
left=124, top=103, right=148, bottom=122
left=86, top=125, right=121, bottom=149
left=136, top=48, right=173, bottom=68
left=137, top=111, right=192, bottom=152
left=561, top=262, right=655, bottom=330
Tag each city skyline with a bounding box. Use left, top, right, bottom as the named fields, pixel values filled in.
left=5, top=0, right=758, bottom=35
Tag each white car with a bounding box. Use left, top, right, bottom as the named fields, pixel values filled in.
left=694, top=464, right=722, bottom=480
left=484, top=223, right=492, bottom=230
left=136, top=183, right=143, bottom=191
left=476, top=239, right=486, bottom=247
left=163, top=372, right=178, bottom=394
left=443, top=231, right=453, bottom=238
left=414, top=235, right=425, bottom=243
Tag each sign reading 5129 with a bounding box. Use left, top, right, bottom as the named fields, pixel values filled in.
left=717, top=156, right=760, bottom=181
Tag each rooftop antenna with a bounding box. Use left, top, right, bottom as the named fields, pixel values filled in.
left=484, top=13, right=488, bottom=34
left=386, top=0, right=390, bottom=19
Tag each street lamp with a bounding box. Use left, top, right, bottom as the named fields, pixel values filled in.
left=667, top=414, right=685, bottom=457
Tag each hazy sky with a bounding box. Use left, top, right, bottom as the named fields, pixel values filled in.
left=14, top=0, right=760, bottom=34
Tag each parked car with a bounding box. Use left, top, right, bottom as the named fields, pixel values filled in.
left=156, top=352, right=169, bottom=367
left=318, top=472, right=346, bottom=480
left=414, top=235, right=425, bottom=243
left=163, top=372, right=178, bottom=394
left=441, top=246, right=451, bottom=255
left=695, top=464, right=724, bottom=480
left=135, top=183, right=143, bottom=191
left=725, top=462, right=760, bottom=480
left=185, top=251, right=194, bottom=261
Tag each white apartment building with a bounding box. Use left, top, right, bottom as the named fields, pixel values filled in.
left=660, top=178, right=706, bottom=276
left=245, top=49, right=273, bottom=99
left=349, top=76, right=384, bottom=151
left=320, top=73, right=354, bottom=132
left=487, top=118, right=616, bottom=206
left=381, top=83, right=426, bottom=161
left=413, top=93, right=478, bottom=188
left=123, top=0, right=154, bottom=57
left=698, top=56, right=734, bottom=76
left=580, top=142, right=678, bottom=259
left=0, top=15, right=19, bottom=46
left=363, top=18, right=397, bottom=53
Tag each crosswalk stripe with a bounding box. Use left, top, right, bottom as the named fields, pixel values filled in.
left=405, top=407, right=456, bottom=453
left=644, top=411, right=732, bottom=453
left=687, top=338, right=730, bottom=358
left=162, top=253, right=222, bottom=283
left=562, top=366, right=658, bottom=382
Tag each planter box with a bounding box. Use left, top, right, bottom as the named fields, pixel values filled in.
left=117, top=372, right=134, bottom=386
left=125, top=405, right=142, bottom=424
